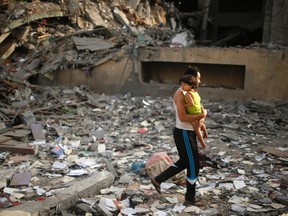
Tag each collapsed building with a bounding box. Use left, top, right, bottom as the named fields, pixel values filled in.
left=0, top=1, right=288, bottom=215
left=0, top=0, right=287, bottom=101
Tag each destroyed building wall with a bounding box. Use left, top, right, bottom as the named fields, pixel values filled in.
left=37, top=56, right=133, bottom=94
left=36, top=45, right=288, bottom=101
left=122, top=47, right=288, bottom=101
left=262, top=0, right=288, bottom=45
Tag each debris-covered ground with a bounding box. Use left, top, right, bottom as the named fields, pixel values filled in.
left=0, top=81, right=287, bottom=215
left=0, top=0, right=288, bottom=215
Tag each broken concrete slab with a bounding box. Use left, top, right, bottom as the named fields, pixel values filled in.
left=262, top=146, right=288, bottom=158
left=0, top=170, right=115, bottom=216
left=83, top=2, right=108, bottom=28
left=0, top=168, right=16, bottom=188
left=112, top=7, right=139, bottom=36
left=30, top=123, right=45, bottom=141
left=72, top=36, right=115, bottom=51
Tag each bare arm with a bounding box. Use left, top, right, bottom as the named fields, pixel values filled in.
left=184, top=92, right=194, bottom=107
left=174, top=89, right=207, bottom=122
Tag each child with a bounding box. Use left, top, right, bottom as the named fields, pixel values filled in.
left=179, top=75, right=208, bottom=149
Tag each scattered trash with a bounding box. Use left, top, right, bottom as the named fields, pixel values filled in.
left=0, top=86, right=287, bottom=215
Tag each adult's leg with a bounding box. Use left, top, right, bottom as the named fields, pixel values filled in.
left=183, top=130, right=199, bottom=202
left=154, top=127, right=200, bottom=202
left=155, top=127, right=188, bottom=183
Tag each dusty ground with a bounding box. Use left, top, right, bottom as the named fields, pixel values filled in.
left=0, top=90, right=287, bottom=215
left=64, top=97, right=288, bottom=215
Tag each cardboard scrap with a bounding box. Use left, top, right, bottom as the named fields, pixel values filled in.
left=31, top=123, right=45, bottom=140
left=9, top=173, right=32, bottom=187
left=262, top=146, right=288, bottom=158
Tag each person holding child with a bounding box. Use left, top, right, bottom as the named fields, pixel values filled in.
left=151, top=65, right=207, bottom=206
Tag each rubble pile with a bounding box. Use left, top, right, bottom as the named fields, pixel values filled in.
left=0, top=0, right=288, bottom=216
left=1, top=0, right=287, bottom=84
left=0, top=0, right=196, bottom=84
left=0, top=0, right=167, bottom=64
left=0, top=80, right=287, bottom=215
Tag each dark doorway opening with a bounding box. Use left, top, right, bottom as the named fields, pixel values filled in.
left=141, top=62, right=246, bottom=90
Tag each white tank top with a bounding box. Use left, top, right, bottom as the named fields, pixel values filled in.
left=173, top=100, right=194, bottom=131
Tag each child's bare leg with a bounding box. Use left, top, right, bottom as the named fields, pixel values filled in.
left=201, top=124, right=208, bottom=138
left=192, top=122, right=206, bottom=149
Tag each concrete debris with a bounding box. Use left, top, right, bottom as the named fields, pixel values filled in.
left=0, top=81, right=287, bottom=215
left=0, top=0, right=288, bottom=215
left=0, top=0, right=169, bottom=66
left=1, top=0, right=287, bottom=83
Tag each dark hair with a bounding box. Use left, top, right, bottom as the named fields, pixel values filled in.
left=179, top=75, right=196, bottom=86
left=184, top=65, right=200, bottom=77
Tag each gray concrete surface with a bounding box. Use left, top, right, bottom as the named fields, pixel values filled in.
left=0, top=170, right=115, bottom=216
